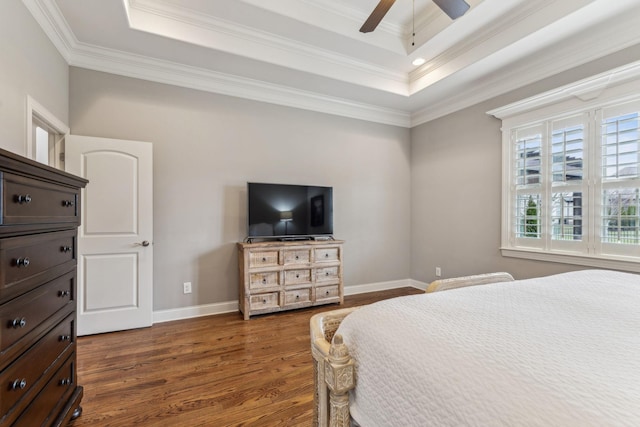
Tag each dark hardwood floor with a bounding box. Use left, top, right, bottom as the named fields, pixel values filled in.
left=69, top=287, right=422, bottom=427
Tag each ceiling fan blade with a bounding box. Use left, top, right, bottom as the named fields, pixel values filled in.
left=432, top=0, right=470, bottom=20
left=360, top=0, right=396, bottom=33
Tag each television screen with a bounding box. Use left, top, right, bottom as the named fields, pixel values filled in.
left=247, top=182, right=333, bottom=239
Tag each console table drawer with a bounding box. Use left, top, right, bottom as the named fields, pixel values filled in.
left=249, top=293, right=279, bottom=311
left=316, top=266, right=339, bottom=282
left=315, top=285, right=340, bottom=302
left=283, top=249, right=310, bottom=265
left=249, top=250, right=279, bottom=268
left=0, top=230, right=75, bottom=299
left=283, top=289, right=311, bottom=306
left=0, top=314, right=74, bottom=418
left=315, top=247, right=340, bottom=262
left=249, top=272, right=279, bottom=290
left=0, top=271, right=75, bottom=359
left=2, top=173, right=79, bottom=225
left=284, top=269, right=311, bottom=285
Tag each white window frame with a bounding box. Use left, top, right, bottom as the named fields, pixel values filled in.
left=26, top=96, right=69, bottom=169
left=489, top=61, right=640, bottom=273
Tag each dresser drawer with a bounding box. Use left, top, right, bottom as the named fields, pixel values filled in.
left=0, top=314, right=74, bottom=418
left=12, top=354, right=75, bottom=427
left=0, top=230, right=75, bottom=299
left=0, top=271, right=74, bottom=362
left=284, top=269, right=311, bottom=286
left=249, top=272, right=279, bottom=290
left=316, top=266, right=339, bottom=283
left=1, top=173, right=79, bottom=226
left=315, top=247, right=340, bottom=262
left=248, top=292, right=279, bottom=311
left=248, top=250, right=279, bottom=268
left=283, top=288, right=311, bottom=306
left=283, top=249, right=310, bottom=265
left=315, top=285, right=340, bottom=302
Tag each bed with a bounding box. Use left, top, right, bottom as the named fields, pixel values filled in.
left=310, top=270, right=640, bottom=426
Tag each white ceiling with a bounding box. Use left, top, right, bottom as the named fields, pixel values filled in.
left=23, top=0, right=640, bottom=127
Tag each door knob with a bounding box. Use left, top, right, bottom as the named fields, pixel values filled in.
left=134, top=241, right=150, bottom=247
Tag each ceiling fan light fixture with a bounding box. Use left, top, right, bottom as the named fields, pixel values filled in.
left=412, top=57, right=426, bottom=66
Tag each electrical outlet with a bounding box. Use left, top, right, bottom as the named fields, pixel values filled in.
left=183, top=282, right=192, bottom=294
left=435, top=267, right=442, bottom=277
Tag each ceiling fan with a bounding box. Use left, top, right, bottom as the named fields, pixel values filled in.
left=360, top=0, right=470, bottom=33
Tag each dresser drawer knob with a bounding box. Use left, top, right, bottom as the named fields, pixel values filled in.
left=325, top=271, right=330, bottom=276
left=62, top=200, right=75, bottom=207
left=262, top=277, right=267, bottom=284
left=325, top=290, right=330, bottom=296
left=295, top=255, right=299, bottom=260
left=11, top=379, right=27, bottom=390
left=58, top=290, right=71, bottom=298
left=15, top=257, right=30, bottom=268
left=262, top=299, right=267, bottom=304
left=325, top=253, right=329, bottom=258
left=295, top=274, right=300, bottom=278
left=60, top=378, right=72, bottom=386
left=60, top=335, right=72, bottom=342
left=61, top=246, right=72, bottom=253
left=11, top=318, right=27, bottom=329
left=295, top=294, right=300, bottom=299
left=14, top=194, right=32, bottom=204
left=261, top=257, right=266, bottom=262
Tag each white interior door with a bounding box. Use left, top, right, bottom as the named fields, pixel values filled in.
left=66, top=135, right=153, bottom=336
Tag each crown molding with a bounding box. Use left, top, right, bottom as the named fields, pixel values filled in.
left=69, top=42, right=412, bottom=128
left=21, top=0, right=74, bottom=62
left=487, top=60, right=640, bottom=120
left=128, top=0, right=408, bottom=94
left=411, top=4, right=640, bottom=127
left=25, top=0, right=410, bottom=127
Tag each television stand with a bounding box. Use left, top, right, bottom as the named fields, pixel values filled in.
left=237, top=239, right=344, bottom=320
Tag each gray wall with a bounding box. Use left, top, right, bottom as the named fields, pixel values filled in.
left=0, top=1, right=68, bottom=156
left=69, top=68, right=411, bottom=310
left=410, top=45, right=640, bottom=283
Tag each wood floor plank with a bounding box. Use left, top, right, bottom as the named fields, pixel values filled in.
left=69, top=287, right=423, bottom=426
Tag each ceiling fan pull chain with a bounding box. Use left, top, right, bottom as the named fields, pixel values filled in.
left=412, top=0, right=415, bottom=46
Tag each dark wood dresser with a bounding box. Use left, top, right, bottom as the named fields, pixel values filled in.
left=0, top=148, right=87, bottom=426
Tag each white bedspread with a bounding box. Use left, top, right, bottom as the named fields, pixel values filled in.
left=336, top=270, right=640, bottom=426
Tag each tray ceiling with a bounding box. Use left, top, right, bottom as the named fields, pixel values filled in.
left=24, top=0, right=640, bottom=127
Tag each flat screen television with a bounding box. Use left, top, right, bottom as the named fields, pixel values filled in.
left=247, top=182, right=333, bottom=239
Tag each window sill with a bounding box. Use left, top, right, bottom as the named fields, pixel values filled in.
left=501, top=248, right=640, bottom=273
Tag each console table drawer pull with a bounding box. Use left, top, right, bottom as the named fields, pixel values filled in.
left=60, top=378, right=72, bottom=386
left=11, top=317, right=27, bottom=328
left=60, top=335, right=72, bottom=342
left=58, top=290, right=71, bottom=297
left=61, top=246, right=72, bottom=253
left=14, top=194, right=32, bottom=204
left=62, top=200, right=75, bottom=207
left=11, top=379, right=27, bottom=390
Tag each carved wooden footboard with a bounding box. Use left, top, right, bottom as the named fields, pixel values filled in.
left=310, top=307, right=358, bottom=427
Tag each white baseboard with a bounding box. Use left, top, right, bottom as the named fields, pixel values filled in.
left=153, top=300, right=239, bottom=324
left=153, top=278, right=426, bottom=324
left=343, top=278, right=425, bottom=295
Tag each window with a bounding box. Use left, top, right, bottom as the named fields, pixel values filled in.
left=496, top=95, right=640, bottom=271
left=26, top=96, right=68, bottom=170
